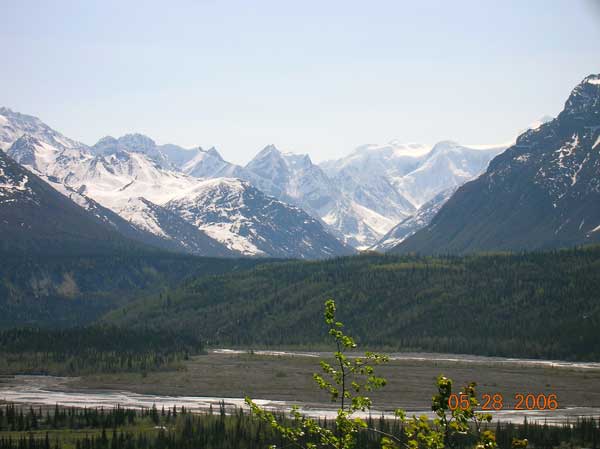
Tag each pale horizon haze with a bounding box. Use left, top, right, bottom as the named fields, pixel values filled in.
left=1, top=0, right=599, bottom=164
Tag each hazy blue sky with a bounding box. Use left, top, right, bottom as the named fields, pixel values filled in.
left=1, top=0, right=599, bottom=164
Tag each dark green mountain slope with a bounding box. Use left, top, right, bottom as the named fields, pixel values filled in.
left=0, top=252, right=271, bottom=328
left=394, top=74, right=600, bottom=255
left=105, top=246, right=600, bottom=361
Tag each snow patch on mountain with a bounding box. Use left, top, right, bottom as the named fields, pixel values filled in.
left=115, top=197, right=170, bottom=238
left=0, top=154, right=32, bottom=201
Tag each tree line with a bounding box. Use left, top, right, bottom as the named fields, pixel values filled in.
left=0, top=327, right=204, bottom=375
left=0, top=403, right=598, bottom=449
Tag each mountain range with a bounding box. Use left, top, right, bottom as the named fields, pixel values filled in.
left=3, top=75, right=596, bottom=258
left=0, top=105, right=506, bottom=257
left=174, top=139, right=506, bottom=248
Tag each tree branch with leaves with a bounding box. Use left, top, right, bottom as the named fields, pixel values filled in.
left=246, top=299, right=525, bottom=449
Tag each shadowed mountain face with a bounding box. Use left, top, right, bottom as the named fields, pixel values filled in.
left=0, top=149, right=137, bottom=255
left=393, top=74, right=600, bottom=255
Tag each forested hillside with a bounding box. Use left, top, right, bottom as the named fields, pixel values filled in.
left=0, top=251, right=271, bottom=328
left=106, top=246, right=600, bottom=361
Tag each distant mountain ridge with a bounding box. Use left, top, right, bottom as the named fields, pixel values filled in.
left=0, top=109, right=351, bottom=258
left=175, top=140, right=506, bottom=248
left=1, top=102, right=527, bottom=253
left=393, top=74, right=600, bottom=254
left=85, top=122, right=505, bottom=249
left=4, top=133, right=234, bottom=257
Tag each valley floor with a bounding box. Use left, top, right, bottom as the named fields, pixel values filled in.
left=1, top=350, right=599, bottom=424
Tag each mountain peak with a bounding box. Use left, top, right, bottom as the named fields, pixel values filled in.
left=206, top=146, right=223, bottom=159
left=258, top=144, right=282, bottom=157
left=351, top=142, right=431, bottom=159
left=526, top=115, right=554, bottom=131
left=562, top=74, right=600, bottom=116
left=247, top=144, right=285, bottom=167
left=118, top=133, right=156, bottom=151
left=245, top=144, right=290, bottom=183
left=282, top=152, right=313, bottom=169
left=0, top=107, right=36, bottom=121
left=394, top=74, right=600, bottom=255
left=92, top=136, right=120, bottom=156
left=429, top=140, right=461, bottom=156
left=95, top=136, right=118, bottom=145
left=583, top=74, right=600, bottom=86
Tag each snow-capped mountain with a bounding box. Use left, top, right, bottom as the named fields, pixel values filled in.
left=317, top=140, right=505, bottom=247
left=394, top=74, right=600, bottom=254
left=389, top=141, right=505, bottom=207
left=0, top=148, right=139, bottom=255
left=112, top=197, right=235, bottom=257
left=159, top=144, right=201, bottom=168
left=91, top=134, right=195, bottom=170
left=1, top=108, right=350, bottom=259
left=175, top=144, right=380, bottom=248
left=241, top=145, right=414, bottom=248
left=166, top=178, right=353, bottom=258
left=79, top=145, right=351, bottom=257
left=245, top=146, right=340, bottom=216
left=0, top=107, right=86, bottom=154
left=91, top=128, right=506, bottom=249
left=182, top=146, right=248, bottom=179
left=0, top=106, right=510, bottom=254
left=6, top=134, right=233, bottom=256
left=322, top=140, right=505, bottom=210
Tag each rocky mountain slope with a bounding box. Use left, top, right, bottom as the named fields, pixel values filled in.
left=393, top=74, right=600, bottom=254
left=166, top=178, right=353, bottom=258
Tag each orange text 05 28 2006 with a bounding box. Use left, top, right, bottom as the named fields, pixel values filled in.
left=448, top=393, right=558, bottom=411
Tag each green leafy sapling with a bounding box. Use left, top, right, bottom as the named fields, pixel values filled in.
left=246, top=299, right=516, bottom=449
left=247, top=299, right=392, bottom=449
